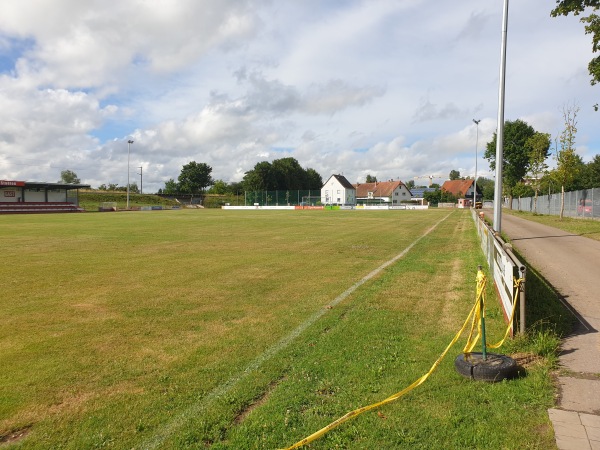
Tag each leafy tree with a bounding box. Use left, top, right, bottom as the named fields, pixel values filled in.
left=552, top=1, right=600, bottom=91
left=162, top=178, right=179, bottom=194
left=477, top=177, right=495, bottom=200
left=449, top=170, right=461, bottom=180
left=554, top=104, right=582, bottom=218
left=484, top=119, right=543, bottom=208
left=271, top=157, right=307, bottom=189
left=208, top=179, right=229, bottom=195
left=423, top=187, right=458, bottom=205
left=581, top=154, right=600, bottom=187
left=178, top=161, right=213, bottom=201
left=243, top=161, right=277, bottom=191
left=59, top=169, right=81, bottom=184
left=526, top=132, right=551, bottom=213
left=242, top=158, right=321, bottom=192
left=305, top=168, right=323, bottom=190
left=512, top=182, right=535, bottom=198
left=405, top=180, right=415, bottom=189
left=128, top=182, right=139, bottom=194
left=365, top=174, right=378, bottom=183
left=423, top=189, right=441, bottom=205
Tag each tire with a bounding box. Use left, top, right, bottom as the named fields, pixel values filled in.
left=454, top=352, right=518, bottom=382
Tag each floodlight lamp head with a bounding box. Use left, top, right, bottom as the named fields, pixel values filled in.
left=473, top=119, right=481, bottom=125
left=128, top=139, right=134, bottom=144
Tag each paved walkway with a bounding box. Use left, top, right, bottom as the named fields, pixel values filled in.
left=493, top=212, right=600, bottom=450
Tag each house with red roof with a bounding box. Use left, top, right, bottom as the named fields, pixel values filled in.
left=353, top=180, right=412, bottom=206
left=441, top=179, right=481, bottom=206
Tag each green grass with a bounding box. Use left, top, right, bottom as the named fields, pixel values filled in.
left=0, top=209, right=567, bottom=449
left=77, top=191, right=179, bottom=211
left=506, top=209, right=600, bottom=242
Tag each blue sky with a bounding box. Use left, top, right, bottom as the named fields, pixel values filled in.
left=0, top=0, right=598, bottom=192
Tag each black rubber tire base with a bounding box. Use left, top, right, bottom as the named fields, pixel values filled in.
left=454, top=352, right=518, bottom=382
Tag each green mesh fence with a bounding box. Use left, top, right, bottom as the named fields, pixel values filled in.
left=243, top=190, right=321, bottom=206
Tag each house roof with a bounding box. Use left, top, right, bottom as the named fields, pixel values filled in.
left=441, top=179, right=477, bottom=197
left=0, top=180, right=90, bottom=190
left=353, top=180, right=408, bottom=198
left=410, top=187, right=436, bottom=198
left=324, top=174, right=355, bottom=190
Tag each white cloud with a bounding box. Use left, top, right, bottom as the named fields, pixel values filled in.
left=0, top=0, right=599, bottom=192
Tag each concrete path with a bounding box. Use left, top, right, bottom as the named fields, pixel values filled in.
left=493, top=212, right=600, bottom=449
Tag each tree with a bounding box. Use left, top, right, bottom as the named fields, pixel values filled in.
left=477, top=177, right=495, bottom=200
left=242, top=158, right=321, bottom=192
left=208, top=179, right=229, bottom=195
left=526, top=132, right=551, bottom=213
left=512, top=181, right=535, bottom=199
left=484, top=119, right=545, bottom=208
left=162, top=178, right=179, bottom=194
left=271, top=157, right=307, bottom=190
left=405, top=180, right=415, bottom=189
left=128, top=182, right=139, bottom=194
left=581, top=154, right=600, bottom=187
left=554, top=104, right=581, bottom=219
left=552, top=1, right=600, bottom=91
left=305, top=168, right=323, bottom=190
left=243, top=161, right=277, bottom=192
left=449, top=170, right=461, bottom=180
left=59, top=169, right=81, bottom=184
left=178, top=161, right=213, bottom=201
left=365, top=174, right=378, bottom=183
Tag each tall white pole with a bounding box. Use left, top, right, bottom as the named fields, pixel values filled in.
left=493, top=0, right=509, bottom=233
left=473, top=119, right=481, bottom=207
left=127, top=139, right=134, bottom=209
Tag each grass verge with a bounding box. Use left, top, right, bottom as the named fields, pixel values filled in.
left=505, top=209, right=600, bottom=242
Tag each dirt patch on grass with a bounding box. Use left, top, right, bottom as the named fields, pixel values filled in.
left=233, top=377, right=285, bottom=425
left=0, top=426, right=31, bottom=446
left=440, top=258, right=465, bottom=330
left=511, top=352, right=545, bottom=369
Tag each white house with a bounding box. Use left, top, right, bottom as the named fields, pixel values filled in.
left=321, top=174, right=356, bottom=205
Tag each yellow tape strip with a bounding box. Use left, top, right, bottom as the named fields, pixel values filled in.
left=281, top=272, right=525, bottom=449
left=282, top=295, right=480, bottom=450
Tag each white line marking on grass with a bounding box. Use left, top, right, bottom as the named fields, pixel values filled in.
left=143, top=213, right=451, bottom=449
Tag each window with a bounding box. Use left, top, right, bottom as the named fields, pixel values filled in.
left=337, top=190, right=340, bottom=194
left=368, top=192, right=373, bottom=199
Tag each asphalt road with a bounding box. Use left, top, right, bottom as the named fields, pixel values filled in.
left=491, top=211, right=600, bottom=416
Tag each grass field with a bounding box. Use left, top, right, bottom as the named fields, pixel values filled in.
left=0, top=209, right=569, bottom=449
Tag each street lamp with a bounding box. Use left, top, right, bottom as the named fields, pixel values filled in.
left=473, top=119, right=481, bottom=208
left=127, top=139, right=134, bottom=209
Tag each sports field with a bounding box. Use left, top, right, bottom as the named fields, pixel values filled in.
left=1, top=209, right=561, bottom=449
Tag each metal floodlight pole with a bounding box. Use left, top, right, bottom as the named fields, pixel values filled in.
left=473, top=119, right=481, bottom=208
left=127, top=139, right=134, bottom=209
left=138, top=166, right=143, bottom=194
left=493, top=0, right=509, bottom=233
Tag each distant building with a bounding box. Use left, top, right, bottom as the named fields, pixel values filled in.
left=353, top=180, right=412, bottom=206
left=0, top=180, right=90, bottom=214
left=321, top=174, right=356, bottom=205
left=410, top=187, right=437, bottom=206
left=441, top=179, right=481, bottom=204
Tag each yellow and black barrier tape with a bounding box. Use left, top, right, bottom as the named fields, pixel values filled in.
left=281, top=270, right=525, bottom=449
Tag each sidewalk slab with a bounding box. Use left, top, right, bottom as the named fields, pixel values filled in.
left=559, top=378, right=600, bottom=414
